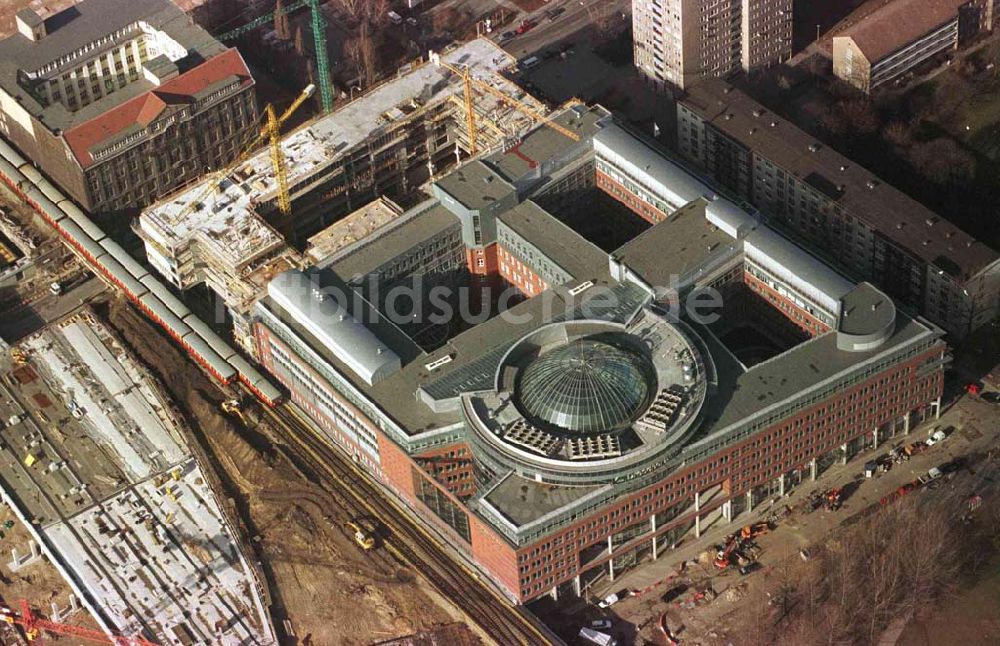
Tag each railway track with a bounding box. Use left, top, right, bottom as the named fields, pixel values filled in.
left=261, top=403, right=554, bottom=645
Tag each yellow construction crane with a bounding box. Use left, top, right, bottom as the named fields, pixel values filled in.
left=163, top=83, right=315, bottom=223
left=428, top=51, right=580, bottom=156
left=264, top=83, right=315, bottom=215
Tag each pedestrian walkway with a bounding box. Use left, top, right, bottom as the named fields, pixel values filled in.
left=595, top=403, right=990, bottom=600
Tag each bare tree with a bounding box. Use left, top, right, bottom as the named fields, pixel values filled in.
left=840, top=99, right=879, bottom=134
left=345, top=22, right=378, bottom=86
left=335, top=0, right=366, bottom=20
left=759, top=490, right=984, bottom=646
left=294, top=25, right=305, bottom=56
left=370, top=0, right=391, bottom=23
left=883, top=120, right=913, bottom=148
left=273, top=0, right=291, bottom=40
left=909, top=138, right=975, bottom=184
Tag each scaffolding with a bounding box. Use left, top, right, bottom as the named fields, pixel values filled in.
left=137, top=39, right=549, bottom=357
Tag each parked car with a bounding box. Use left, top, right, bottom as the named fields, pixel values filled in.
left=982, top=391, right=1000, bottom=404
left=515, top=19, right=537, bottom=34
left=546, top=7, right=566, bottom=20
left=590, top=619, right=613, bottom=630
left=597, top=589, right=630, bottom=608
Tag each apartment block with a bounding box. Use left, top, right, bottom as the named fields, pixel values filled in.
left=832, top=0, right=995, bottom=93
left=0, top=0, right=257, bottom=213
left=676, top=80, right=1000, bottom=338
left=633, top=0, right=792, bottom=90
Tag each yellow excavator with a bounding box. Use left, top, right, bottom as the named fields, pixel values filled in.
left=346, top=520, right=376, bottom=551
left=221, top=399, right=250, bottom=426
left=10, top=348, right=27, bottom=365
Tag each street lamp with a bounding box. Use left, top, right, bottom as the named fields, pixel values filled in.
left=350, top=85, right=361, bottom=101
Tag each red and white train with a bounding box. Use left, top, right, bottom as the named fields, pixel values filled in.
left=0, top=136, right=282, bottom=406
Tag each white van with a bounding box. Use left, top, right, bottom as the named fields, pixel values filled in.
left=387, top=11, right=403, bottom=25
left=520, top=56, right=540, bottom=70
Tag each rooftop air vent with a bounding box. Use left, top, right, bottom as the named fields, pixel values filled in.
left=725, top=113, right=734, bottom=120
left=808, top=143, right=820, bottom=152
left=425, top=355, right=454, bottom=371
left=752, top=108, right=763, bottom=117
left=866, top=180, right=877, bottom=189
left=770, top=121, right=778, bottom=127
left=839, top=165, right=847, bottom=172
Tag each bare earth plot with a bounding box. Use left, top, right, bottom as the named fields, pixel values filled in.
left=100, top=297, right=468, bottom=645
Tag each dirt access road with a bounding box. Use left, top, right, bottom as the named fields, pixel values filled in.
left=98, top=298, right=474, bottom=646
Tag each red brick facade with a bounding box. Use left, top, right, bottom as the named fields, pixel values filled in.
left=595, top=169, right=669, bottom=224
left=743, top=271, right=832, bottom=336
left=414, top=444, right=477, bottom=500
left=507, top=344, right=943, bottom=600
left=497, top=245, right=548, bottom=297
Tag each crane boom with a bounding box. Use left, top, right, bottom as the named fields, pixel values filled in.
left=2, top=600, right=158, bottom=645
left=429, top=51, right=581, bottom=154
left=218, top=0, right=332, bottom=112
left=153, top=83, right=314, bottom=224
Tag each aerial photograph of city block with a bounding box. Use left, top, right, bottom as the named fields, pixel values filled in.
left=0, top=0, right=996, bottom=644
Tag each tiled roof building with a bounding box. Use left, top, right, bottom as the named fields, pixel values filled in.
left=0, top=0, right=256, bottom=213
left=832, top=0, right=995, bottom=92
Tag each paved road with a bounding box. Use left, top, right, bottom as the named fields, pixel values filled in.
left=0, top=275, right=106, bottom=342
left=498, top=0, right=630, bottom=60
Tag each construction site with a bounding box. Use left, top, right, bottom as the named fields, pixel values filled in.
left=96, top=297, right=483, bottom=645
left=136, top=37, right=549, bottom=355
left=0, top=309, right=274, bottom=643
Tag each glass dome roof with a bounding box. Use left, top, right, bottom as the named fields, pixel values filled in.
left=516, top=339, right=651, bottom=433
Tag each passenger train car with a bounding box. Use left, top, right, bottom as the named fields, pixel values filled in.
left=0, top=137, right=282, bottom=405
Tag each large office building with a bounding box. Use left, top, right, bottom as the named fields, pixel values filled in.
left=0, top=0, right=257, bottom=213
left=632, top=0, right=792, bottom=91
left=249, top=104, right=948, bottom=604
left=832, top=0, right=995, bottom=93
left=676, top=80, right=1000, bottom=338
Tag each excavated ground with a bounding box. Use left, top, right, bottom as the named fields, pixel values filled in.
left=98, top=297, right=468, bottom=645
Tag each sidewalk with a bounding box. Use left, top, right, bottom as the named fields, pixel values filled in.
left=594, top=397, right=995, bottom=601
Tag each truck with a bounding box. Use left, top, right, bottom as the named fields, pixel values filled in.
left=579, top=627, right=617, bottom=646
left=926, top=427, right=949, bottom=446
left=918, top=467, right=943, bottom=485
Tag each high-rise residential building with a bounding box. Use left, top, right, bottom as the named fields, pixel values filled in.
left=633, top=0, right=792, bottom=91
left=0, top=0, right=257, bottom=214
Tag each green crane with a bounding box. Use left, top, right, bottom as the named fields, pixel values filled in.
left=218, top=0, right=333, bottom=113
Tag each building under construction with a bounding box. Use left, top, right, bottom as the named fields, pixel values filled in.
left=137, top=38, right=547, bottom=353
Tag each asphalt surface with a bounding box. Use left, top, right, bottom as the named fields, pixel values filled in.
left=0, top=275, right=106, bottom=342
left=497, top=0, right=630, bottom=60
